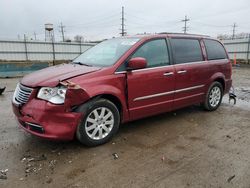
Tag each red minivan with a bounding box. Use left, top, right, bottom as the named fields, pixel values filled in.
left=12, top=33, right=232, bottom=146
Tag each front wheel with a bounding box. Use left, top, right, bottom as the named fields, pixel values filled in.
left=76, top=99, right=120, bottom=146
left=203, top=82, right=223, bottom=111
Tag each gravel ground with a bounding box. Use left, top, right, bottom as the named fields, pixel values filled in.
left=0, top=66, right=250, bottom=188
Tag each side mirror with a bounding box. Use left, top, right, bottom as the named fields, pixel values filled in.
left=127, top=57, right=147, bottom=70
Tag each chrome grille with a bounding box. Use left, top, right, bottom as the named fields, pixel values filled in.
left=13, top=83, right=33, bottom=104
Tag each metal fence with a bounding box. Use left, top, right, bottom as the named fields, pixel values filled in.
left=222, top=38, right=250, bottom=62
left=0, top=38, right=249, bottom=62
left=0, top=40, right=95, bottom=61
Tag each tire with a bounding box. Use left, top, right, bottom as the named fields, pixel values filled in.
left=76, top=98, right=120, bottom=147
left=203, top=81, right=223, bottom=111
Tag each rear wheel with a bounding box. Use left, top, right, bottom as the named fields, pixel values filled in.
left=203, top=82, right=223, bottom=111
left=76, top=98, right=120, bottom=146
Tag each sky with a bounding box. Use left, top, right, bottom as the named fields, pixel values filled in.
left=0, top=0, right=249, bottom=41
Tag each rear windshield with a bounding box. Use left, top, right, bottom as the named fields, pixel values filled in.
left=204, top=39, right=227, bottom=60
left=73, top=38, right=140, bottom=67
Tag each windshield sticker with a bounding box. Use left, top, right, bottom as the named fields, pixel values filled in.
left=121, top=41, right=137, bottom=45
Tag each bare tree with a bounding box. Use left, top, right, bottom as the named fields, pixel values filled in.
left=218, top=32, right=249, bottom=40
left=74, top=35, right=84, bottom=43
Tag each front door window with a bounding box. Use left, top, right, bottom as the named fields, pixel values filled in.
left=131, top=39, right=170, bottom=68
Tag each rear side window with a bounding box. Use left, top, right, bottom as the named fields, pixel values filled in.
left=131, top=39, right=170, bottom=68
left=204, top=39, right=227, bottom=60
left=171, top=38, right=203, bottom=64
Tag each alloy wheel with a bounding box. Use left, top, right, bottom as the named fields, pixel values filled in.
left=85, top=107, right=114, bottom=140
left=209, top=86, right=221, bottom=108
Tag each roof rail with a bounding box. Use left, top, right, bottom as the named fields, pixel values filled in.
left=158, top=32, right=210, bottom=37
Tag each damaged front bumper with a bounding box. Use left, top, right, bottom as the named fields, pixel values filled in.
left=12, top=99, right=83, bottom=140
left=12, top=82, right=90, bottom=141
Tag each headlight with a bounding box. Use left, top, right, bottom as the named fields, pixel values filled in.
left=37, top=86, right=67, bottom=104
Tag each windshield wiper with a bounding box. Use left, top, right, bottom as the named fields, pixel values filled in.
left=72, top=62, right=92, bottom=66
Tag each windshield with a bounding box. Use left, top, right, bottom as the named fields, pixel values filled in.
left=73, top=38, right=140, bottom=67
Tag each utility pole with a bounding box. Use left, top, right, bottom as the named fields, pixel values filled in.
left=182, top=15, right=190, bottom=34
left=247, top=33, right=250, bottom=63
left=24, top=34, right=28, bottom=61
left=33, top=32, right=37, bottom=40
left=79, top=36, right=83, bottom=54
left=59, top=22, right=65, bottom=42
left=120, top=6, right=126, bottom=36
left=232, top=23, right=237, bottom=40
left=52, top=30, right=55, bottom=65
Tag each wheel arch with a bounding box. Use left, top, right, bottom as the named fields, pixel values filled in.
left=209, top=73, right=226, bottom=92
left=73, top=93, right=126, bottom=122
left=214, top=77, right=225, bottom=92
left=97, top=94, right=123, bottom=116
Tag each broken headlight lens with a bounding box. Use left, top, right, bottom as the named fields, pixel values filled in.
left=37, top=86, right=67, bottom=104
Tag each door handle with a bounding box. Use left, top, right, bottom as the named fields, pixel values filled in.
left=177, top=70, right=187, bottom=74
left=163, top=72, right=174, bottom=76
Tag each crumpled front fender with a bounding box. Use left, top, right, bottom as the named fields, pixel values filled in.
left=61, top=81, right=90, bottom=109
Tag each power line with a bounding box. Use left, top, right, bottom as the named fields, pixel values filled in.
left=182, top=15, right=190, bottom=34
left=126, top=15, right=180, bottom=27
left=59, top=22, right=66, bottom=42
left=191, top=21, right=231, bottom=28
left=120, top=6, right=126, bottom=36
left=67, top=13, right=120, bottom=28
left=192, top=6, right=250, bottom=21
left=68, top=18, right=119, bottom=29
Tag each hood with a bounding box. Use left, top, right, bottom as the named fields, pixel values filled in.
left=21, top=63, right=101, bottom=87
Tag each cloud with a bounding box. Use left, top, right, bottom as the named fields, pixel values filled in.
left=0, top=0, right=249, bottom=41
